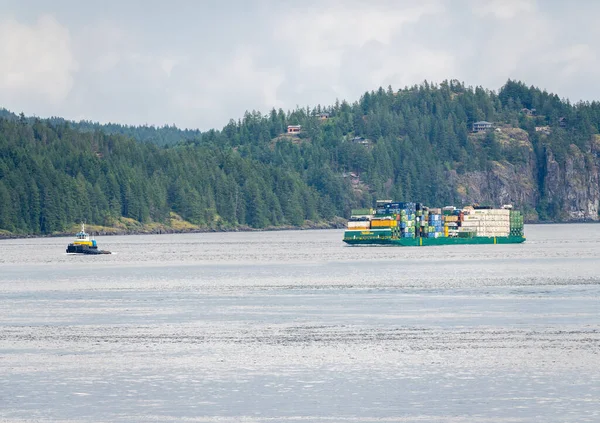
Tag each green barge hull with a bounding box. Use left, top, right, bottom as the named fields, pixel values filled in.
left=343, top=230, right=525, bottom=246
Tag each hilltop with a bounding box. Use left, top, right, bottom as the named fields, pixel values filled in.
left=1, top=79, right=600, bottom=237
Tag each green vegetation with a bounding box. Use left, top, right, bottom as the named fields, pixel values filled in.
left=1, top=79, right=600, bottom=236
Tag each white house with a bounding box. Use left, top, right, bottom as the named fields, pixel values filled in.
left=472, top=121, right=493, bottom=132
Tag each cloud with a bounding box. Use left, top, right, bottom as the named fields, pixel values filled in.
left=2, top=2, right=600, bottom=129
left=167, top=46, right=285, bottom=128
left=473, top=0, right=536, bottom=19
left=553, top=44, right=597, bottom=78
left=0, top=15, right=77, bottom=107
left=461, top=3, right=552, bottom=82
left=272, top=1, right=446, bottom=105
left=274, top=1, right=441, bottom=65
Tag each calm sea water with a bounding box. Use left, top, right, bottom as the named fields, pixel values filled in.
left=1, top=224, right=599, bottom=422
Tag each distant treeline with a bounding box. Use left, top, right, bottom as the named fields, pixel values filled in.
left=1, top=79, right=600, bottom=234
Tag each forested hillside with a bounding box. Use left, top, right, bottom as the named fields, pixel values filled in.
left=1, top=79, right=600, bottom=236
left=0, top=109, right=201, bottom=147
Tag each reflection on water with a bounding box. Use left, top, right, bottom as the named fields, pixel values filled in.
left=0, top=224, right=599, bottom=422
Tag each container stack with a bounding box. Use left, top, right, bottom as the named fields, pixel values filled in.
left=376, top=201, right=403, bottom=216
left=375, top=200, right=393, bottom=216
left=442, top=207, right=461, bottom=237
left=459, top=207, right=510, bottom=237
left=398, top=202, right=416, bottom=238
left=427, top=210, right=444, bottom=238
left=371, top=202, right=399, bottom=230
left=345, top=201, right=523, bottom=242
left=348, top=209, right=372, bottom=230
left=509, top=210, right=524, bottom=237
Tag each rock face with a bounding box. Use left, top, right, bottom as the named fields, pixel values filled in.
left=446, top=130, right=600, bottom=222
left=448, top=161, right=538, bottom=214
left=543, top=144, right=600, bottom=220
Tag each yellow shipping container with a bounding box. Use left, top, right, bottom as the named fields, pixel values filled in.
left=371, top=219, right=397, bottom=228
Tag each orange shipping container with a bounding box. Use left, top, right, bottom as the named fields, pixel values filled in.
left=371, top=219, right=397, bottom=228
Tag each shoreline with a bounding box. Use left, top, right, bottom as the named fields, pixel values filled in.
left=1, top=218, right=599, bottom=241
left=0, top=219, right=348, bottom=240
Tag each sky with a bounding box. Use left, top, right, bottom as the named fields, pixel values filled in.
left=1, top=0, right=599, bottom=130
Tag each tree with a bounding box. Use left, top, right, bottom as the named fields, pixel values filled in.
left=0, top=180, right=14, bottom=231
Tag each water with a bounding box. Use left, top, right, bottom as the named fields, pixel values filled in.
left=1, top=224, right=599, bottom=422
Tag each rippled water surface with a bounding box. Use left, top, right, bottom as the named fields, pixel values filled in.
left=1, top=224, right=599, bottom=422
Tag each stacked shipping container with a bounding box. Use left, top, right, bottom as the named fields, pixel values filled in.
left=347, top=202, right=524, bottom=240
left=460, top=208, right=511, bottom=237
left=427, top=209, right=443, bottom=238
left=510, top=210, right=524, bottom=237
left=398, top=206, right=416, bottom=238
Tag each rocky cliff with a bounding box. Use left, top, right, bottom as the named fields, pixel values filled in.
left=446, top=129, right=600, bottom=222
left=543, top=139, right=600, bottom=221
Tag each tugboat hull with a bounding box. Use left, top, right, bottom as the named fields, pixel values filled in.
left=66, top=244, right=111, bottom=254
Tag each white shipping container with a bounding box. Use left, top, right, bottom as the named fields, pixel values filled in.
left=477, top=218, right=509, bottom=224
left=461, top=221, right=482, bottom=227
left=348, top=222, right=371, bottom=229
left=477, top=223, right=510, bottom=229
left=477, top=215, right=509, bottom=221
left=481, top=214, right=510, bottom=220
left=473, top=209, right=510, bottom=216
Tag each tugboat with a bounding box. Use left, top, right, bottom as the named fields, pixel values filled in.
left=66, top=223, right=111, bottom=254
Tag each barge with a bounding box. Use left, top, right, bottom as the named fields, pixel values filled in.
left=344, top=201, right=525, bottom=246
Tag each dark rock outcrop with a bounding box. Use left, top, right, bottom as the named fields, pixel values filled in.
left=543, top=143, right=600, bottom=220
left=446, top=130, right=600, bottom=222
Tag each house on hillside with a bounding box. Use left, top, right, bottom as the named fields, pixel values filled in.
left=351, top=136, right=370, bottom=145
left=318, top=113, right=330, bottom=121
left=472, top=121, right=493, bottom=132
left=342, top=172, right=361, bottom=186
left=559, top=117, right=567, bottom=128
left=535, top=126, right=551, bottom=134
left=287, top=125, right=301, bottom=134
left=521, top=108, right=536, bottom=116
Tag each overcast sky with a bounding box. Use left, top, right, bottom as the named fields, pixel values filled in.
left=1, top=0, right=599, bottom=130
